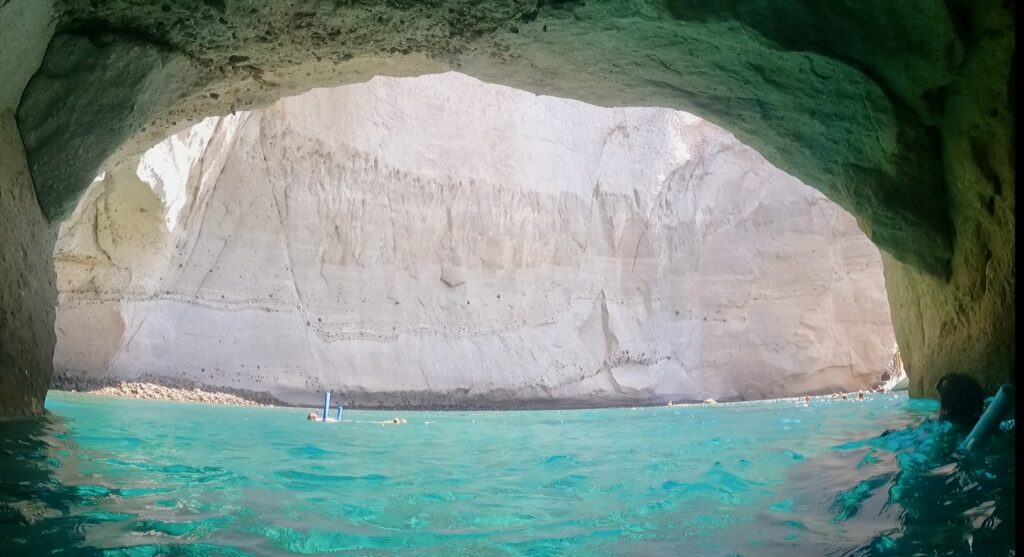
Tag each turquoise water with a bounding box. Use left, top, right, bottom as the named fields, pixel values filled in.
left=0, top=392, right=1014, bottom=556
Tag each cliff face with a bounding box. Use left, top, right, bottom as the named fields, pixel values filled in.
left=54, top=73, right=894, bottom=408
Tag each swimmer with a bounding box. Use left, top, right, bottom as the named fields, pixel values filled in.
left=919, top=373, right=1016, bottom=453
left=667, top=400, right=674, bottom=407
left=857, top=392, right=865, bottom=401
left=307, top=410, right=319, bottom=421
left=379, top=417, right=406, bottom=425
left=875, top=373, right=986, bottom=437
left=935, top=373, right=984, bottom=427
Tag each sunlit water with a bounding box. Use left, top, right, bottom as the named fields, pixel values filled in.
left=0, top=391, right=1014, bottom=556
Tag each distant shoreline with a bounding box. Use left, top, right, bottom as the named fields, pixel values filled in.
left=50, top=374, right=285, bottom=408
left=49, top=377, right=893, bottom=412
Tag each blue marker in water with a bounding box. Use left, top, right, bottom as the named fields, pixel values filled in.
left=336, top=404, right=343, bottom=422
left=323, top=391, right=331, bottom=422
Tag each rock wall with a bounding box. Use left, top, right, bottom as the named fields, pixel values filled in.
left=0, top=112, right=58, bottom=418
left=54, top=74, right=895, bottom=408
left=880, top=2, right=1016, bottom=396
left=0, top=0, right=58, bottom=418
left=20, top=1, right=955, bottom=277
left=0, top=1, right=1011, bottom=416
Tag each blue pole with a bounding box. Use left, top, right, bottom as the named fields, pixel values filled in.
left=323, top=391, right=331, bottom=422
left=336, top=404, right=343, bottom=422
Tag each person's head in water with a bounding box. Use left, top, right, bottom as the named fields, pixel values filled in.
left=936, top=373, right=985, bottom=426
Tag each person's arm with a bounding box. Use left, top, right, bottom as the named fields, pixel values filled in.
left=962, top=384, right=1015, bottom=451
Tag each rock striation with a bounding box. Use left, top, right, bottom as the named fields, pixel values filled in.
left=54, top=74, right=895, bottom=408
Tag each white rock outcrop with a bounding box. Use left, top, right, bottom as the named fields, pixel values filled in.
left=53, top=73, right=895, bottom=408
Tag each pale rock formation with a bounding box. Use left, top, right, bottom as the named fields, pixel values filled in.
left=53, top=74, right=894, bottom=408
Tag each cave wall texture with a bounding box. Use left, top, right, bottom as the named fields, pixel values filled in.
left=0, top=0, right=1014, bottom=416
left=0, top=0, right=58, bottom=417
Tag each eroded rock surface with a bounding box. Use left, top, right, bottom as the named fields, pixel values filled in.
left=0, top=113, right=57, bottom=417
left=21, top=1, right=956, bottom=276
left=0, top=0, right=58, bottom=418
left=0, top=0, right=1014, bottom=415
left=54, top=74, right=895, bottom=408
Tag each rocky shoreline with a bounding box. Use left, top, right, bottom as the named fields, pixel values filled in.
left=51, top=371, right=896, bottom=410
left=51, top=373, right=286, bottom=407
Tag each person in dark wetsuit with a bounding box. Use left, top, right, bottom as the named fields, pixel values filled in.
left=935, top=372, right=986, bottom=427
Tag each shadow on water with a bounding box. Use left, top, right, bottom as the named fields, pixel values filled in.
left=1, top=414, right=252, bottom=557
left=0, top=414, right=88, bottom=555
left=871, top=424, right=1016, bottom=557
left=778, top=419, right=1015, bottom=556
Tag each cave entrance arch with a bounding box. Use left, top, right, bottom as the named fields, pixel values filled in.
left=1, top=0, right=1014, bottom=416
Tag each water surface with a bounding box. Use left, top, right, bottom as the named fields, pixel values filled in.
left=0, top=392, right=1014, bottom=556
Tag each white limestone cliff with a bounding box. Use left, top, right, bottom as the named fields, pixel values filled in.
left=53, top=73, right=895, bottom=408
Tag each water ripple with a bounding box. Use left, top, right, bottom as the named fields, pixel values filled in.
left=0, top=392, right=1011, bottom=556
